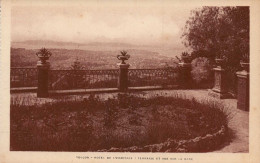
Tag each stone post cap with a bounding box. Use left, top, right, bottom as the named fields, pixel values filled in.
left=178, top=62, right=191, bottom=67
left=37, top=61, right=50, bottom=68
left=236, top=70, right=249, bottom=78
left=213, top=67, right=225, bottom=71
left=117, top=63, right=130, bottom=68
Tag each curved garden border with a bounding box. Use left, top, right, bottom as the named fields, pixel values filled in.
left=97, top=125, right=227, bottom=152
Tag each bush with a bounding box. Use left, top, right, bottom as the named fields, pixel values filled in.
left=191, top=57, right=213, bottom=88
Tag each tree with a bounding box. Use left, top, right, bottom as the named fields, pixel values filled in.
left=182, top=6, right=249, bottom=69
left=67, top=58, right=85, bottom=88
left=70, top=58, right=84, bottom=70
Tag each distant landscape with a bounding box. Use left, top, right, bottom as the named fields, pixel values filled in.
left=11, top=40, right=182, bottom=69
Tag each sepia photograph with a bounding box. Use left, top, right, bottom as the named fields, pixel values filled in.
left=1, top=0, right=260, bottom=162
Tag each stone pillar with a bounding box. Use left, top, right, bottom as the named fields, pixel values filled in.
left=236, top=70, right=249, bottom=111
left=208, top=63, right=229, bottom=99
left=178, top=62, right=192, bottom=89
left=118, top=63, right=130, bottom=91
left=37, top=61, right=50, bottom=97
left=36, top=48, right=52, bottom=98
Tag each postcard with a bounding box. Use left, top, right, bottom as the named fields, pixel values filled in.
left=1, top=0, right=260, bottom=163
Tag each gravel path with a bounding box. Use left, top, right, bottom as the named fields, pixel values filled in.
left=140, top=89, right=249, bottom=153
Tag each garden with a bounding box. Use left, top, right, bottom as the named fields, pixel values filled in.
left=9, top=6, right=248, bottom=153
left=10, top=93, right=232, bottom=152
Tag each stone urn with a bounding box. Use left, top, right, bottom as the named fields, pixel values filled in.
left=215, top=58, right=225, bottom=68
left=117, top=50, right=130, bottom=64
left=240, top=61, right=250, bottom=72
left=182, top=56, right=191, bottom=63
left=181, top=52, right=191, bottom=63
left=36, top=48, right=52, bottom=64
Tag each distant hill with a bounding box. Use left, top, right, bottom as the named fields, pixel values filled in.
left=12, top=40, right=136, bottom=48
left=11, top=40, right=184, bottom=57
left=12, top=40, right=137, bottom=50
left=12, top=40, right=85, bottom=47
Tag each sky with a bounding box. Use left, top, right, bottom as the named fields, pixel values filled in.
left=11, top=1, right=197, bottom=47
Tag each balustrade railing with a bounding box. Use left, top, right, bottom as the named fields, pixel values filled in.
left=128, top=68, right=179, bottom=87
left=11, top=68, right=179, bottom=90
left=11, top=68, right=38, bottom=88
left=48, top=69, right=119, bottom=90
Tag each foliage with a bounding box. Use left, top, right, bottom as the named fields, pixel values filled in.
left=191, top=57, right=213, bottom=87
left=104, top=98, right=119, bottom=128
left=175, top=52, right=192, bottom=63
left=83, top=94, right=103, bottom=111
left=241, top=53, right=249, bottom=63
left=10, top=93, right=231, bottom=151
left=36, top=47, right=52, bottom=58
left=120, top=50, right=128, bottom=56
left=64, top=58, right=85, bottom=88
left=162, top=60, right=178, bottom=69
left=182, top=6, right=249, bottom=69
left=190, top=50, right=211, bottom=59
left=70, top=58, right=84, bottom=70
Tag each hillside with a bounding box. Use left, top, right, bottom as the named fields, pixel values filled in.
left=11, top=48, right=178, bottom=69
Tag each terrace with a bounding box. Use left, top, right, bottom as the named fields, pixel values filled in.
left=10, top=49, right=249, bottom=152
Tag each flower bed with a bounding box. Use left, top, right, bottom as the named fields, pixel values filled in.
left=10, top=93, right=231, bottom=152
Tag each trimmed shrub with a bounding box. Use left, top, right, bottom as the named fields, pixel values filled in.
left=191, top=57, right=213, bottom=88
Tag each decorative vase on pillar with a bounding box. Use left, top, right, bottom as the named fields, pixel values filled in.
left=208, top=58, right=230, bottom=99
left=240, top=62, right=249, bottom=72
left=117, top=51, right=130, bottom=91
left=236, top=60, right=250, bottom=111
left=215, top=58, right=225, bottom=68
left=36, top=48, right=52, bottom=98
